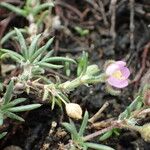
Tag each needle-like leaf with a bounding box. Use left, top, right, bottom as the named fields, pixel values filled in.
left=30, top=37, right=54, bottom=62
left=3, top=81, right=14, bottom=105
left=7, top=104, right=41, bottom=112
left=42, top=57, right=76, bottom=64
left=28, top=34, right=41, bottom=58
left=5, top=111, right=24, bottom=122
left=0, top=2, right=27, bottom=17
left=79, top=111, right=89, bottom=136
left=14, top=28, right=28, bottom=59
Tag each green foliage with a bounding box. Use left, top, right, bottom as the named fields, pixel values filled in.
left=0, top=80, right=41, bottom=125
left=0, top=28, right=76, bottom=80
left=99, top=128, right=120, bottom=141
left=62, top=111, right=114, bottom=150
left=75, top=26, right=89, bottom=37
left=0, top=132, right=7, bottom=140
left=119, top=96, right=143, bottom=121
left=77, top=51, right=88, bottom=76
left=0, top=28, right=27, bottom=45
left=0, top=1, right=54, bottom=17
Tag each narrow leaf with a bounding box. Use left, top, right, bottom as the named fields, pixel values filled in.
left=5, top=111, right=24, bottom=121
left=62, top=122, right=78, bottom=138
left=32, top=3, right=54, bottom=16
left=37, top=62, right=63, bottom=69
left=42, top=57, right=76, bottom=64
left=28, top=34, right=41, bottom=58
left=2, top=98, right=27, bottom=109
left=85, top=142, right=115, bottom=150
left=99, top=130, right=113, bottom=141
left=0, top=132, right=7, bottom=140
left=79, top=111, right=89, bottom=136
left=77, top=51, right=88, bottom=76
left=119, top=96, right=141, bottom=120
left=42, top=50, right=54, bottom=60
left=14, top=28, right=28, bottom=59
left=0, top=48, right=25, bottom=62
left=1, top=29, right=26, bottom=45
left=0, top=2, right=27, bottom=16
left=3, top=80, right=14, bottom=105
left=30, top=37, right=54, bottom=62
left=0, top=113, right=4, bottom=126
left=7, top=104, right=41, bottom=112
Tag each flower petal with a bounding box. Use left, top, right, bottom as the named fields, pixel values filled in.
left=105, top=63, right=119, bottom=75
left=115, top=61, right=126, bottom=67
left=120, top=67, right=130, bottom=79
left=107, top=77, right=128, bottom=88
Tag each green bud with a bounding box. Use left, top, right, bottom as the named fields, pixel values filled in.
left=85, top=65, right=100, bottom=76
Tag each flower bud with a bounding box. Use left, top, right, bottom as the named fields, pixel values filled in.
left=86, top=65, right=100, bottom=76
left=139, top=123, right=150, bottom=142
left=65, top=103, right=82, bottom=120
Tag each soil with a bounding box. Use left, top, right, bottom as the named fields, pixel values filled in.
left=0, top=0, right=150, bottom=150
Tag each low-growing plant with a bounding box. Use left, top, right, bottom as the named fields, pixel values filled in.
left=1, top=28, right=75, bottom=81
left=1, top=28, right=122, bottom=112
left=0, top=80, right=41, bottom=138
left=0, top=0, right=54, bottom=40
left=0, top=0, right=53, bottom=19
left=74, top=26, right=89, bottom=37
left=0, top=1, right=149, bottom=149
left=88, top=89, right=150, bottom=143
left=62, top=111, right=114, bottom=150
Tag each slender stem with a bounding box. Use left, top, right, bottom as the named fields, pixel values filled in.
left=83, top=124, right=116, bottom=141
left=88, top=102, right=109, bottom=123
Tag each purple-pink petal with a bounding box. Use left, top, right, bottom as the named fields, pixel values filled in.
left=107, top=76, right=128, bottom=88
left=105, top=63, right=119, bottom=76
left=120, top=67, right=130, bottom=79
left=115, top=61, right=126, bottom=67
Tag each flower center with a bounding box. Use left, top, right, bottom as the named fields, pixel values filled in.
left=112, top=70, right=124, bottom=80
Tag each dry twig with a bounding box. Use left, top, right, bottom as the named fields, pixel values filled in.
left=97, top=0, right=109, bottom=27
left=131, top=42, right=150, bottom=83
left=109, top=0, right=117, bottom=49
left=88, top=102, right=109, bottom=123
left=129, top=0, right=135, bottom=51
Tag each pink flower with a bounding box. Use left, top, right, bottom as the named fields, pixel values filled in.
left=106, top=61, right=130, bottom=88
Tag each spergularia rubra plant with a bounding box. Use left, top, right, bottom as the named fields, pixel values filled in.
left=106, top=61, right=130, bottom=88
